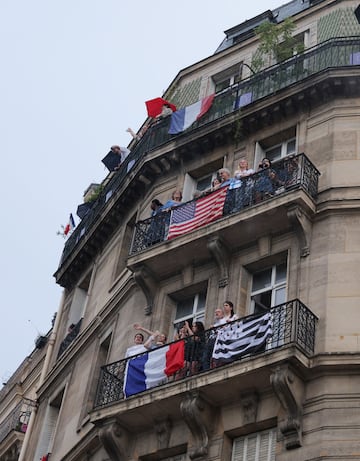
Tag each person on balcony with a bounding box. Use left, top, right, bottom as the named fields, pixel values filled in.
left=254, top=158, right=277, bottom=203
left=161, top=190, right=183, bottom=211
left=125, top=331, right=146, bottom=358
left=223, top=300, right=238, bottom=323
left=146, top=199, right=166, bottom=246
left=155, top=103, right=174, bottom=119
left=110, top=145, right=131, bottom=171
left=133, top=323, right=167, bottom=350
left=202, top=307, right=227, bottom=370
left=126, top=123, right=149, bottom=142
left=184, top=320, right=206, bottom=375
left=232, top=158, right=255, bottom=211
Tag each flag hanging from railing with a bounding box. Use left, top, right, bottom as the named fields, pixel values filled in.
left=212, top=313, right=273, bottom=361
left=167, top=186, right=228, bottom=240
left=123, top=341, right=184, bottom=398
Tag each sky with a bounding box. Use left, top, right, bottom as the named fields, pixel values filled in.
left=0, top=0, right=284, bottom=384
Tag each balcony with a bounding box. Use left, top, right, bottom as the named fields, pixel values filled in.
left=0, top=398, right=35, bottom=449
left=57, top=318, right=82, bottom=359
left=55, top=37, right=358, bottom=287
left=93, top=299, right=317, bottom=409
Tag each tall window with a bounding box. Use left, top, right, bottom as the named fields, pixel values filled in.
left=232, top=428, right=276, bottom=461
left=33, top=389, right=65, bottom=461
left=251, top=263, right=287, bottom=315
left=182, top=158, right=223, bottom=201
left=264, top=138, right=296, bottom=162
left=173, top=291, right=207, bottom=330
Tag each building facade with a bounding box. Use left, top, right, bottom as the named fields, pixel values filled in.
left=13, top=0, right=360, bottom=459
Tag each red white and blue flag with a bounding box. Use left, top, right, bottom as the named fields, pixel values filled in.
left=168, top=94, right=215, bottom=134
left=167, top=186, right=228, bottom=240
left=64, top=213, right=75, bottom=236
left=123, top=341, right=184, bottom=398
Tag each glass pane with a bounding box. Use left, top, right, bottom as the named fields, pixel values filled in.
left=176, top=298, right=194, bottom=320
left=275, top=263, right=287, bottom=283
left=286, top=138, right=296, bottom=155
left=252, top=268, right=272, bottom=291
left=197, top=175, right=213, bottom=191
left=252, top=291, right=272, bottom=314
left=265, top=145, right=281, bottom=162
left=274, top=286, right=286, bottom=305
left=196, top=291, right=207, bottom=311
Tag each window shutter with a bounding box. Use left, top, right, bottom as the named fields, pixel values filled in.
left=232, top=428, right=276, bottom=461
left=33, top=405, right=59, bottom=461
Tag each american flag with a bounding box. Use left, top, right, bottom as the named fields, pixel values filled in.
left=167, top=186, right=228, bottom=240
left=212, top=313, right=273, bottom=361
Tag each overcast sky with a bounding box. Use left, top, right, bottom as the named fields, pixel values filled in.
left=0, top=0, right=284, bottom=384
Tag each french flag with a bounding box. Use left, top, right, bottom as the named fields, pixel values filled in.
left=168, top=94, right=215, bottom=134
left=64, top=213, right=75, bottom=236
left=123, top=341, right=184, bottom=398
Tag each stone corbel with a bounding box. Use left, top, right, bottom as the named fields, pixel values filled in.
left=154, top=417, right=172, bottom=451
left=180, top=391, right=215, bottom=459
left=98, top=418, right=131, bottom=461
left=132, top=265, right=157, bottom=315
left=270, top=365, right=303, bottom=449
left=207, top=235, right=230, bottom=288
left=240, top=390, right=259, bottom=425
left=287, top=205, right=312, bottom=258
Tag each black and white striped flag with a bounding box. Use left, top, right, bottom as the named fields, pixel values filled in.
left=212, top=312, right=273, bottom=361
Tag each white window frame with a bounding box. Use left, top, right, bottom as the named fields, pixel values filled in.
left=255, top=137, right=297, bottom=167
left=251, top=263, right=287, bottom=350
left=232, top=428, right=276, bottom=461
left=174, top=291, right=206, bottom=329
left=183, top=171, right=218, bottom=201
left=212, top=63, right=243, bottom=93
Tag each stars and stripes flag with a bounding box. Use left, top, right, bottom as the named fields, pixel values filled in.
left=212, top=313, right=273, bottom=361
left=167, top=186, right=228, bottom=240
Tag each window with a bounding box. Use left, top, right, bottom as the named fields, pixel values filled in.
left=182, top=159, right=223, bottom=201
left=232, top=428, right=276, bottom=461
left=255, top=127, right=297, bottom=166
left=33, top=389, right=65, bottom=461
left=212, top=63, right=243, bottom=93
left=174, top=291, right=207, bottom=330
left=251, top=263, right=287, bottom=315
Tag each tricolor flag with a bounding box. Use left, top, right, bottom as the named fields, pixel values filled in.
left=64, top=213, right=75, bottom=236
left=167, top=186, right=228, bottom=240
left=168, top=94, right=215, bottom=134
left=123, top=341, right=184, bottom=398
left=212, top=313, right=273, bottom=361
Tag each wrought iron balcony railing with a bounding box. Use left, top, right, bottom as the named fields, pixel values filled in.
left=57, top=318, right=82, bottom=359
left=0, top=398, right=36, bottom=444
left=59, top=37, right=357, bottom=265
left=94, top=299, right=317, bottom=408
left=130, top=153, right=319, bottom=254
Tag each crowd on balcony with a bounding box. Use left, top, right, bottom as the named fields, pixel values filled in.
left=135, top=155, right=300, bottom=250
left=122, top=301, right=273, bottom=397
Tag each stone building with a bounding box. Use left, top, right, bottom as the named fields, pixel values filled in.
left=15, top=0, right=360, bottom=459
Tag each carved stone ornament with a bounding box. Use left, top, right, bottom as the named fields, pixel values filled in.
left=180, top=391, right=214, bottom=459
left=270, top=365, right=303, bottom=449
left=98, top=418, right=130, bottom=461
left=287, top=205, right=312, bottom=258
left=154, top=417, right=173, bottom=451
left=207, top=235, right=230, bottom=288
left=240, top=390, right=259, bottom=425
left=132, top=265, right=157, bottom=315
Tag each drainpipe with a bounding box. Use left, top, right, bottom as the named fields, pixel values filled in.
left=18, top=290, right=66, bottom=461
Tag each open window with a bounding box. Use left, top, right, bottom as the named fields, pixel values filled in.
left=182, top=158, right=223, bottom=201
left=212, top=63, right=243, bottom=93
left=170, top=283, right=208, bottom=333
left=255, top=126, right=297, bottom=166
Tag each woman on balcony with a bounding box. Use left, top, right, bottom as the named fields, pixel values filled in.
left=184, top=320, right=206, bottom=376
left=254, top=158, right=277, bottom=203
left=231, top=158, right=255, bottom=212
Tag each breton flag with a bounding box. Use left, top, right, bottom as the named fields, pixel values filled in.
left=123, top=341, right=185, bottom=398
left=64, top=213, right=75, bottom=236
left=168, top=94, right=215, bottom=134
left=212, top=313, right=273, bottom=361
left=167, top=186, right=228, bottom=240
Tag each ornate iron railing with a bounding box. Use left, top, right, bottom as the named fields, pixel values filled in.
left=130, top=153, right=319, bottom=254
left=94, top=299, right=317, bottom=408
left=59, top=37, right=358, bottom=265
left=57, top=318, right=82, bottom=359
left=0, top=398, right=36, bottom=443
